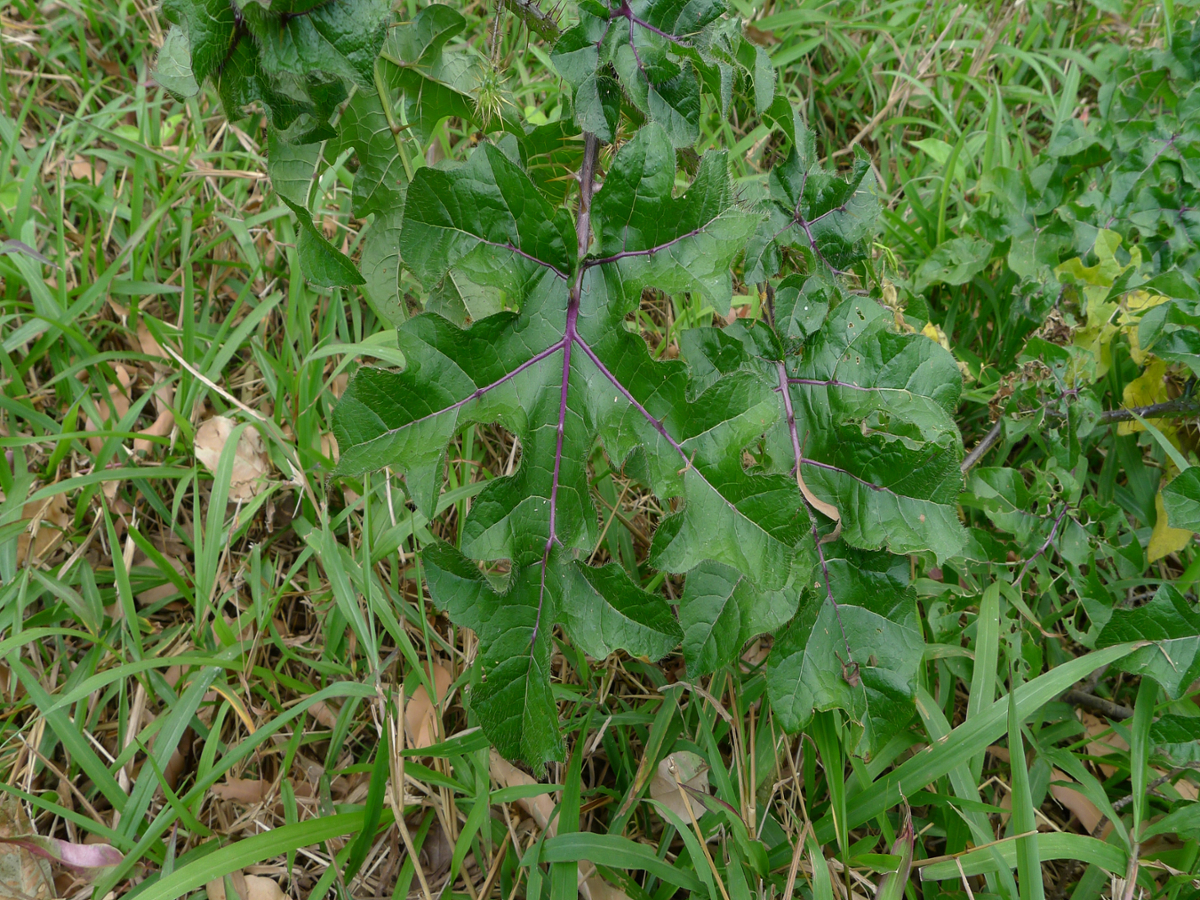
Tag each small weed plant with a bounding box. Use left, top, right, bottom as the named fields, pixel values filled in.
left=1, top=0, right=1198, bottom=896
left=161, top=0, right=971, bottom=769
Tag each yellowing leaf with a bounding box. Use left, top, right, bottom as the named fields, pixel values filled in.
left=1149, top=488, right=1193, bottom=563
left=1055, top=229, right=1136, bottom=286
left=1118, top=359, right=1172, bottom=436
left=1119, top=291, right=1171, bottom=364
left=922, top=322, right=971, bottom=379
left=921, top=320, right=950, bottom=350
left=1072, top=288, right=1119, bottom=379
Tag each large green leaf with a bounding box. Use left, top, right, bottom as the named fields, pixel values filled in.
left=678, top=560, right=796, bottom=677
left=1163, top=466, right=1200, bottom=531
left=1096, top=584, right=1200, bottom=696
left=684, top=285, right=967, bottom=564
left=744, top=122, right=878, bottom=283
left=766, top=550, right=925, bottom=755
left=550, top=0, right=729, bottom=146
left=333, top=127, right=794, bottom=767
left=778, top=294, right=967, bottom=562
left=589, top=126, right=758, bottom=314
left=158, top=0, right=388, bottom=124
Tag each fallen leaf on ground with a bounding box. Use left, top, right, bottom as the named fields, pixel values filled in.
left=68, top=155, right=106, bottom=185
left=206, top=872, right=287, bottom=900
left=582, top=874, right=633, bottom=900
left=0, top=835, right=122, bottom=878
left=84, top=363, right=133, bottom=455
left=211, top=778, right=271, bottom=805
left=649, top=751, right=710, bottom=821
left=990, top=745, right=1103, bottom=833
left=405, top=663, right=453, bottom=749
left=15, top=494, right=71, bottom=567
left=489, top=749, right=630, bottom=899
left=489, top=749, right=554, bottom=834
left=306, top=700, right=339, bottom=729
left=137, top=322, right=169, bottom=361
left=0, top=797, right=52, bottom=900
left=321, top=432, right=339, bottom=462
left=134, top=382, right=175, bottom=455
left=135, top=552, right=189, bottom=606
left=1080, top=711, right=1128, bottom=778
left=194, top=416, right=270, bottom=501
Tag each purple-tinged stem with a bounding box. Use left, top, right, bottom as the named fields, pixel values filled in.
left=576, top=133, right=599, bottom=262
left=795, top=216, right=846, bottom=276
left=531, top=131, right=600, bottom=647
left=478, top=239, right=568, bottom=281
left=533, top=303, right=577, bottom=644
left=779, top=363, right=856, bottom=676
left=626, top=15, right=647, bottom=74
left=778, top=362, right=805, bottom=478
left=583, top=224, right=709, bottom=269
left=627, top=13, right=685, bottom=43
left=614, top=0, right=686, bottom=46
left=1014, top=503, right=1069, bottom=588
left=404, top=339, right=566, bottom=432
left=798, top=455, right=885, bottom=493
left=774, top=168, right=848, bottom=276
left=807, top=204, right=848, bottom=229
left=573, top=333, right=687, bottom=458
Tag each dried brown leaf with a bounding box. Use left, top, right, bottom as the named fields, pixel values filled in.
left=405, top=664, right=453, bottom=750
left=194, top=416, right=270, bottom=501
left=68, top=155, right=105, bottom=185
left=16, top=494, right=70, bottom=567
left=211, top=779, right=271, bottom=805
left=0, top=798, right=53, bottom=900
left=648, top=751, right=709, bottom=821
left=206, top=873, right=287, bottom=900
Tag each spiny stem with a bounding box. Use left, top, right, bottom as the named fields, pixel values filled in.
left=576, top=132, right=600, bottom=266
left=373, top=59, right=414, bottom=181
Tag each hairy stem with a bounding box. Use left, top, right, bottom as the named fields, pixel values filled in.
left=499, top=0, right=561, bottom=42
left=373, top=59, right=414, bottom=181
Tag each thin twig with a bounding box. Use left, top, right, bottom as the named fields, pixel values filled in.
left=1060, top=690, right=1134, bottom=720
left=961, top=394, right=1200, bottom=475
left=961, top=421, right=1003, bottom=474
